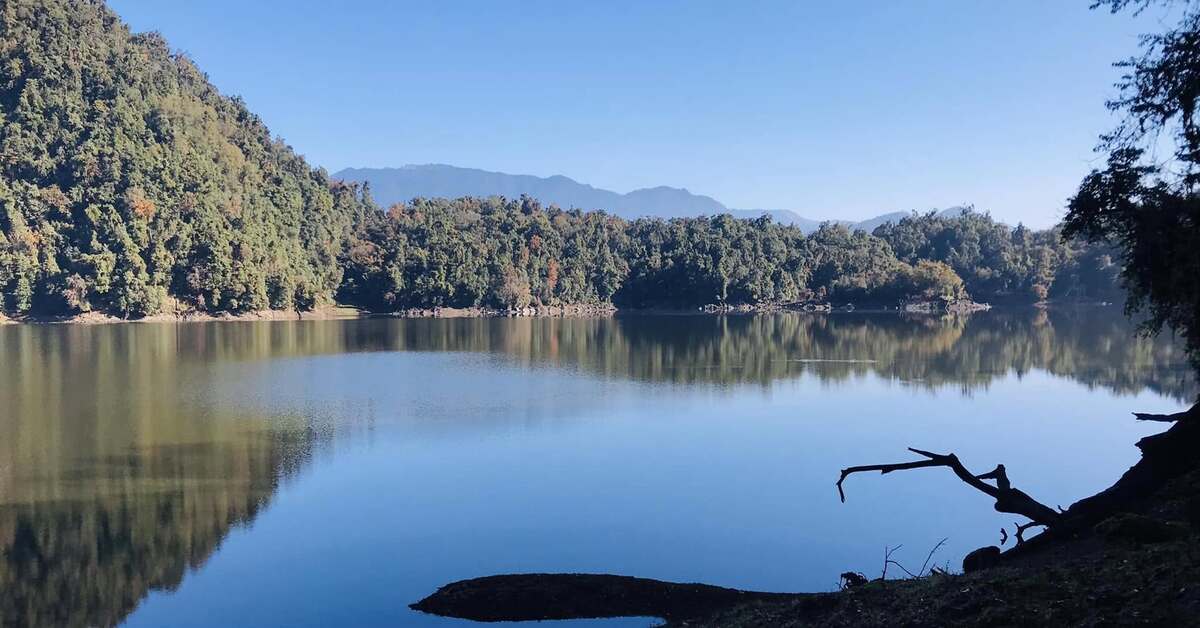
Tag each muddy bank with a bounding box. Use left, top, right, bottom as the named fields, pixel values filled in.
left=3, top=305, right=368, bottom=325
left=409, top=573, right=802, bottom=623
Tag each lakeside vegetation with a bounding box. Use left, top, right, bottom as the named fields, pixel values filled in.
left=0, top=0, right=1122, bottom=321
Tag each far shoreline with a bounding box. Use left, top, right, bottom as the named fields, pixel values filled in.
left=0, top=299, right=1116, bottom=327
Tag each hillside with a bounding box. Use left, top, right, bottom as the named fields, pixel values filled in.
left=0, top=0, right=367, bottom=317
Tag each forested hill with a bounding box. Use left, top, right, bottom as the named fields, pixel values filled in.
left=0, top=0, right=1121, bottom=319
left=0, top=0, right=368, bottom=316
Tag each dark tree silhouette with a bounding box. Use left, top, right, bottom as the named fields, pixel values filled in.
left=1064, top=0, right=1200, bottom=370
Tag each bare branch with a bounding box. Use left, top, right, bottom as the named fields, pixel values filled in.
left=837, top=448, right=1063, bottom=528
left=836, top=457, right=945, bottom=503
left=919, top=538, right=949, bottom=577
left=1013, top=521, right=1045, bottom=545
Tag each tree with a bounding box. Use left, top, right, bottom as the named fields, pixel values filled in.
left=1064, top=0, right=1200, bottom=369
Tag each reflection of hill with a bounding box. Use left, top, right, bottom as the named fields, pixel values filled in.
left=0, top=324, right=321, bottom=628
left=0, top=432, right=314, bottom=628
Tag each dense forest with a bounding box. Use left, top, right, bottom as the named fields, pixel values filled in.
left=0, top=0, right=1122, bottom=319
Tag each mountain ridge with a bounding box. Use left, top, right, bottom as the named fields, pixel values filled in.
left=334, top=164, right=962, bottom=233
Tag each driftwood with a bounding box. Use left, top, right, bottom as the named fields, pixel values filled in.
left=837, top=448, right=1063, bottom=538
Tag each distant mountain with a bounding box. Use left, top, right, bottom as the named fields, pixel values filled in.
left=334, top=164, right=965, bottom=233
left=334, top=165, right=725, bottom=220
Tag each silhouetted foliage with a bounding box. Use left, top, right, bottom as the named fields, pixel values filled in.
left=1065, top=0, right=1200, bottom=369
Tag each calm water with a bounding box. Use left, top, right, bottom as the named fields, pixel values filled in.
left=0, top=308, right=1195, bottom=627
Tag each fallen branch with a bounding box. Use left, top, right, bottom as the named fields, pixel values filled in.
left=837, top=448, right=1062, bottom=530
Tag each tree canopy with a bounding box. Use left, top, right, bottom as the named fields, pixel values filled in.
left=1064, top=0, right=1200, bottom=369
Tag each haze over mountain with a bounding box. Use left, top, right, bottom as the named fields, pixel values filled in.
left=334, top=165, right=964, bottom=233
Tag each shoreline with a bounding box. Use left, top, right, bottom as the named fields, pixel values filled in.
left=0, top=305, right=368, bottom=326
left=0, top=299, right=1115, bottom=326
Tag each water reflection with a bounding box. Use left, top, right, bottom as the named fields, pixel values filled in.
left=3, top=307, right=1189, bottom=399
left=0, top=432, right=317, bottom=627
left=0, top=308, right=1193, bottom=627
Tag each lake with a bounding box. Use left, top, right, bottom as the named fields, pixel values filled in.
left=0, top=308, right=1195, bottom=627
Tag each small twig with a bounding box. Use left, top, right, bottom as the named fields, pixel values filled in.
left=918, top=538, right=949, bottom=577
left=881, top=545, right=918, bottom=579
left=881, top=544, right=901, bottom=580
left=887, top=559, right=918, bottom=579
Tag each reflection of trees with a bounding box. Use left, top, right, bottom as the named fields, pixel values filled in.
left=0, top=324, right=320, bottom=628
left=0, top=432, right=314, bottom=628
left=358, top=310, right=1194, bottom=400
left=2, top=309, right=1189, bottom=407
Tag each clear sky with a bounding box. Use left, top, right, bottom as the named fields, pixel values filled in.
left=107, top=0, right=1163, bottom=227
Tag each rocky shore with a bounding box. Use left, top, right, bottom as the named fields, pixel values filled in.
left=701, top=299, right=991, bottom=315
left=388, top=303, right=617, bottom=318
left=0, top=299, right=1000, bottom=325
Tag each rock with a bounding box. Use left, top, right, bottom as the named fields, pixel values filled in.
left=839, top=571, right=869, bottom=589
left=962, top=546, right=1002, bottom=573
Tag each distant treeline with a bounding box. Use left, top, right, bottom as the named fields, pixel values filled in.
left=0, top=0, right=1122, bottom=319
left=339, top=194, right=1121, bottom=312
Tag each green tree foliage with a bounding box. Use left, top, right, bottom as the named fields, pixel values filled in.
left=873, top=209, right=1068, bottom=302
left=1064, top=0, right=1200, bottom=368
left=0, top=0, right=356, bottom=317
left=617, top=214, right=808, bottom=307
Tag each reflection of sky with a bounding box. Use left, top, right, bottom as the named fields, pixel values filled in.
left=125, top=349, right=1181, bottom=627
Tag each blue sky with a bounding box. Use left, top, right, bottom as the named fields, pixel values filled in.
left=108, top=0, right=1161, bottom=227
